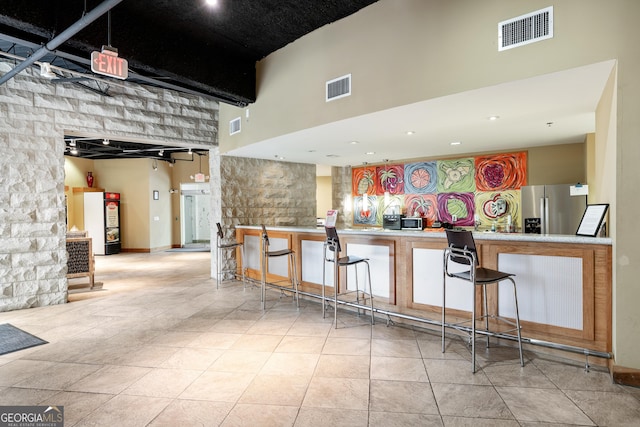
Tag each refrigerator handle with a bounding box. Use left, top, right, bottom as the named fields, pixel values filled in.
left=544, top=197, right=550, bottom=234
left=539, top=198, right=544, bottom=234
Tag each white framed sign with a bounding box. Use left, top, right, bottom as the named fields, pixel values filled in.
left=576, top=204, right=609, bottom=237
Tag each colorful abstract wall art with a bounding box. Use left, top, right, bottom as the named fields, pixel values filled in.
left=436, top=158, right=475, bottom=193
left=352, top=167, right=376, bottom=196
left=375, top=164, right=404, bottom=195
left=475, top=190, right=521, bottom=225
left=351, top=151, right=527, bottom=228
left=475, top=152, right=526, bottom=191
left=404, top=162, right=437, bottom=194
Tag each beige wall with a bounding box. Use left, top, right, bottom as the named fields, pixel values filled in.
left=219, top=0, right=640, bottom=371
left=527, top=143, right=586, bottom=185
left=220, top=0, right=621, bottom=148
left=64, top=156, right=96, bottom=231
left=65, top=154, right=213, bottom=251
left=316, top=176, right=332, bottom=218
left=92, top=158, right=151, bottom=251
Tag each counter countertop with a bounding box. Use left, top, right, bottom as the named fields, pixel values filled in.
left=236, top=225, right=612, bottom=245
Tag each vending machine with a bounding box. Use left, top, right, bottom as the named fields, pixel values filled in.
left=84, top=192, right=121, bottom=255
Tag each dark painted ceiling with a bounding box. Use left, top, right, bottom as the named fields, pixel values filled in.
left=0, top=0, right=377, bottom=160
left=0, top=0, right=378, bottom=106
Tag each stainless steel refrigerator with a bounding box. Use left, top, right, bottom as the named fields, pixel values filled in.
left=521, top=184, right=587, bottom=235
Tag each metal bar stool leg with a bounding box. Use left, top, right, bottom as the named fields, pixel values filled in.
left=334, top=257, right=339, bottom=328
left=261, top=248, right=267, bottom=311
left=322, top=248, right=327, bottom=318
left=364, top=260, right=374, bottom=325
left=216, top=243, right=221, bottom=289
left=510, top=277, right=524, bottom=367
left=290, top=252, right=299, bottom=308
left=483, top=283, right=490, bottom=348
left=441, top=250, right=447, bottom=354
left=353, top=264, right=361, bottom=316
left=240, top=244, right=246, bottom=289
left=471, top=277, right=477, bottom=373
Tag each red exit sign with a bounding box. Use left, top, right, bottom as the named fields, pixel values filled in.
left=91, top=49, right=128, bottom=80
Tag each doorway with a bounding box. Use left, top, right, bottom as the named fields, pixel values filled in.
left=180, top=182, right=212, bottom=249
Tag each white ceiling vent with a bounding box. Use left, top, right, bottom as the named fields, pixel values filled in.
left=326, top=74, right=351, bottom=102
left=229, top=117, right=241, bottom=135
left=498, top=6, right=553, bottom=51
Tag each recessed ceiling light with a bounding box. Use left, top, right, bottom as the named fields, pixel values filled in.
left=102, top=138, right=109, bottom=145
left=488, top=115, right=500, bottom=121
left=406, top=131, right=415, bottom=135
left=326, top=154, right=339, bottom=158
left=205, top=0, right=219, bottom=6
left=366, top=151, right=375, bottom=155
left=349, top=141, right=359, bottom=145
left=450, top=141, right=462, bottom=146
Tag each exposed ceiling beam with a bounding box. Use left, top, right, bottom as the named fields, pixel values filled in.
left=0, top=0, right=124, bottom=85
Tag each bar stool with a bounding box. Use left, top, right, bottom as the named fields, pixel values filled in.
left=260, top=225, right=299, bottom=310
left=322, top=226, right=374, bottom=328
left=215, top=222, right=245, bottom=289
left=442, top=229, right=523, bottom=373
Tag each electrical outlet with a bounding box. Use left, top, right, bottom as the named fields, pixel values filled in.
left=452, top=215, right=457, bottom=223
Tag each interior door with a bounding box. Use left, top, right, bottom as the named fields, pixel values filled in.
left=183, top=195, right=195, bottom=245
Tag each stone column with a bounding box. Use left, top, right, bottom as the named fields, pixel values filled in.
left=331, top=166, right=353, bottom=229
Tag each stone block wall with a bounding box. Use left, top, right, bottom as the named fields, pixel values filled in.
left=331, top=166, right=354, bottom=229
left=219, top=156, right=317, bottom=228
left=210, top=156, right=317, bottom=280
left=0, top=60, right=218, bottom=312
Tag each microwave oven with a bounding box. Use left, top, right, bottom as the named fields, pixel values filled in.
left=401, top=217, right=424, bottom=230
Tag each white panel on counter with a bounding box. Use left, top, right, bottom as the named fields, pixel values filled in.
left=244, top=235, right=261, bottom=271
left=301, top=239, right=334, bottom=287
left=346, top=243, right=390, bottom=298
left=413, top=247, right=472, bottom=312
left=498, top=253, right=583, bottom=329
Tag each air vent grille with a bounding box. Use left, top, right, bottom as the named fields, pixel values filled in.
left=498, top=6, right=553, bottom=51
left=326, top=74, right=351, bottom=102
left=229, top=117, right=241, bottom=135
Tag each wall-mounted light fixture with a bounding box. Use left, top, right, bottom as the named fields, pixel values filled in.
left=40, top=62, right=56, bottom=79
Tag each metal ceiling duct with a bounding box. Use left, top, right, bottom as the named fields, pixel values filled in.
left=0, top=0, right=124, bottom=86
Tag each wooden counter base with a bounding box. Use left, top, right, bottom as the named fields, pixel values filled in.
left=235, top=226, right=612, bottom=366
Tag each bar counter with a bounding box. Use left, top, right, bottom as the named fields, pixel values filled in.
left=235, top=225, right=612, bottom=361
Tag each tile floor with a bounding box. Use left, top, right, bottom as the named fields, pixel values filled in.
left=0, top=251, right=639, bottom=426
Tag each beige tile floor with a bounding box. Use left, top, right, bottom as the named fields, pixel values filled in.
left=1, top=251, right=639, bottom=426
